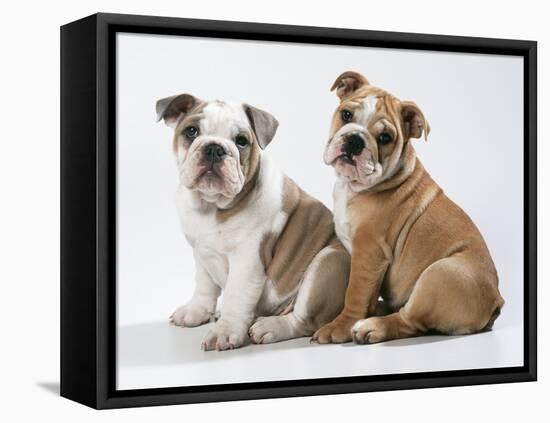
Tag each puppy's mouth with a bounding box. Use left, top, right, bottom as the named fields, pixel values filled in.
left=196, top=160, right=224, bottom=178
left=336, top=153, right=356, bottom=166
left=205, top=162, right=217, bottom=173
left=325, top=144, right=358, bottom=167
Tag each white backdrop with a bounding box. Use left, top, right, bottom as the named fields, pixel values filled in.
left=2, top=0, right=548, bottom=421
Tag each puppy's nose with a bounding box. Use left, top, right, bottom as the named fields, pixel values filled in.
left=204, top=144, right=226, bottom=163
left=344, top=134, right=365, bottom=156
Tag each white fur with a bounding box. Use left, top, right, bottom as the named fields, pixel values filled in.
left=175, top=153, right=289, bottom=350
left=351, top=318, right=366, bottom=333
left=357, top=95, right=378, bottom=123
left=333, top=178, right=354, bottom=254
left=201, top=101, right=250, bottom=139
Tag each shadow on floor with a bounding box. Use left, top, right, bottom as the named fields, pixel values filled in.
left=117, top=320, right=483, bottom=368
left=36, top=381, right=60, bottom=396
left=380, top=330, right=494, bottom=348
left=118, top=321, right=319, bottom=368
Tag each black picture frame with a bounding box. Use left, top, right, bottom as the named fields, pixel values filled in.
left=60, top=12, right=537, bottom=409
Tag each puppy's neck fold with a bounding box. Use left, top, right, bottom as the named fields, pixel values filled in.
left=348, top=144, right=418, bottom=194
left=215, top=155, right=262, bottom=215
left=371, top=144, right=418, bottom=193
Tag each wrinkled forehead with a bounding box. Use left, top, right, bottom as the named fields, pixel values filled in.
left=343, top=94, right=380, bottom=124
left=342, top=86, right=399, bottom=123
left=200, top=100, right=250, bottom=138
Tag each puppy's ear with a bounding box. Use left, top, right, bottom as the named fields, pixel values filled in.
left=156, top=94, right=200, bottom=128
left=400, top=101, right=430, bottom=141
left=330, top=71, right=370, bottom=99
left=243, top=104, right=279, bottom=150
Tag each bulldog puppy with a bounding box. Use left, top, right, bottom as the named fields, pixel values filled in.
left=312, top=71, right=504, bottom=344
left=156, top=94, right=350, bottom=351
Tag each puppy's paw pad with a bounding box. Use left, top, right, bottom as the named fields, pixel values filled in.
left=351, top=317, right=387, bottom=344
left=170, top=304, right=212, bottom=327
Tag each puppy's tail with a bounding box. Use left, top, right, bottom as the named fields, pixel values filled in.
left=483, top=300, right=504, bottom=331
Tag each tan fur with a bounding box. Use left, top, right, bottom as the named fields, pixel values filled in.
left=172, top=102, right=207, bottom=153
left=263, top=176, right=337, bottom=298
left=314, top=72, right=504, bottom=344
left=249, top=236, right=350, bottom=343
left=303, top=237, right=351, bottom=329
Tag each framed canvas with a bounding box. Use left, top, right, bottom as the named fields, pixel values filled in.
left=60, top=13, right=537, bottom=409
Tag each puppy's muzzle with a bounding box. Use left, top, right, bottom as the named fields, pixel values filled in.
left=343, top=133, right=365, bottom=157
left=203, top=143, right=226, bottom=163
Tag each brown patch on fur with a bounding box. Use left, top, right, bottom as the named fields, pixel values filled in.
left=260, top=231, right=278, bottom=270
left=262, top=178, right=337, bottom=298
left=172, top=102, right=208, bottom=153
left=240, top=129, right=262, bottom=187
left=281, top=175, right=300, bottom=214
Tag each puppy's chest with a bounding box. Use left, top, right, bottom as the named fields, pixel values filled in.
left=178, top=205, right=244, bottom=251
left=333, top=180, right=353, bottom=253
left=177, top=203, right=244, bottom=287
left=176, top=187, right=278, bottom=254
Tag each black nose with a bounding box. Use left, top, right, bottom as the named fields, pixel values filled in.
left=204, top=144, right=226, bottom=163
left=344, top=134, right=365, bottom=156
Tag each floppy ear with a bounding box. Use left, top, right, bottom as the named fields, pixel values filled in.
left=243, top=104, right=279, bottom=150
left=156, top=94, right=200, bottom=128
left=330, top=71, right=370, bottom=100
left=400, top=101, right=430, bottom=141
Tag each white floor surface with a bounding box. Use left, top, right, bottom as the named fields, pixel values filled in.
left=117, top=320, right=523, bottom=390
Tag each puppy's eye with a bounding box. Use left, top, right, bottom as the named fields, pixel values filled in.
left=235, top=135, right=248, bottom=148
left=341, top=109, right=353, bottom=122
left=184, top=126, right=199, bottom=139
left=378, top=132, right=392, bottom=145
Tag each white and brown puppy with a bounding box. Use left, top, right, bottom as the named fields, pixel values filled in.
left=312, top=71, right=504, bottom=344
left=156, top=94, right=350, bottom=351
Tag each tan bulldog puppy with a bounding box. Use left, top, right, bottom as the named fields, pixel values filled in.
left=156, top=94, right=349, bottom=350
left=313, top=72, right=504, bottom=344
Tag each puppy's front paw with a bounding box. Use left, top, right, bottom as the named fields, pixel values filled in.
left=170, top=303, right=212, bottom=327
left=312, top=315, right=356, bottom=344
left=351, top=317, right=388, bottom=344
left=201, top=320, right=247, bottom=351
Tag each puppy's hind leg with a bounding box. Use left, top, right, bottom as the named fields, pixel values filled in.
left=249, top=241, right=350, bottom=344
left=351, top=255, right=504, bottom=344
